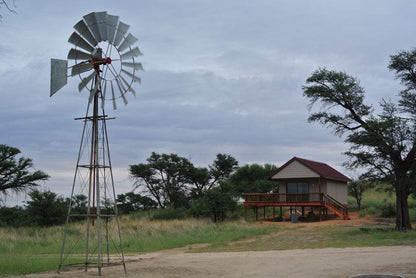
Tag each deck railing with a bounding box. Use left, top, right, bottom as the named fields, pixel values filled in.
left=242, top=193, right=324, bottom=203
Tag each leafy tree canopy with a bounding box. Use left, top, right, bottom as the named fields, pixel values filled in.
left=228, top=163, right=278, bottom=194
left=129, top=152, right=238, bottom=210
left=25, top=190, right=67, bottom=226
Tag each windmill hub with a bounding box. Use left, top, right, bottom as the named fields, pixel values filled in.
left=92, top=57, right=112, bottom=72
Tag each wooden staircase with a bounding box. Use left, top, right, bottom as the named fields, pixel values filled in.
left=323, top=194, right=350, bottom=220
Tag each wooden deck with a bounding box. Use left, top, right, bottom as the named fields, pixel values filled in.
left=243, top=193, right=349, bottom=220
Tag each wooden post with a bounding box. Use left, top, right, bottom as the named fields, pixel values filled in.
left=255, top=207, right=258, bottom=221
left=263, top=207, right=266, bottom=220
left=273, top=206, right=276, bottom=219
left=280, top=206, right=283, bottom=218
left=319, top=206, right=322, bottom=221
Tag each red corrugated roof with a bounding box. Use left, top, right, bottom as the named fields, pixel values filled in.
left=268, top=157, right=351, bottom=182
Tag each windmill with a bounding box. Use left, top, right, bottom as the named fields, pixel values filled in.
left=50, top=11, right=143, bottom=275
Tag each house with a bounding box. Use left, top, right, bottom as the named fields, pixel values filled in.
left=243, top=157, right=351, bottom=221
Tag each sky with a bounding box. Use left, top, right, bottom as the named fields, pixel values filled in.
left=0, top=0, right=415, bottom=205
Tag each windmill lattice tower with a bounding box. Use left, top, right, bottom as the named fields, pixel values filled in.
left=50, top=11, right=143, bottom=275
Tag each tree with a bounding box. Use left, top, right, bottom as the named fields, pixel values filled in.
left=130, top=152, right=194, bottom=208
left=209, top=154, right=239, bottom=185
left=0, top=145, right=49, bottom=199
left=25, top=190, right=67, bottom=226
left=189, top=154, right=238, bottom=198
left=203, top=183, right=237, bottom=222
left=228, top=163, right=278, bottom=195
left=117, top=192, right=157, bottom=214
left=302, top=51, right=416, bottom=230
left=348, top=179, right=374, bottom=211
left=130, top=152, right=239, bottom=212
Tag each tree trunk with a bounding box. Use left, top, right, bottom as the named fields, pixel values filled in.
left=395, top=189, right=412, bottom=230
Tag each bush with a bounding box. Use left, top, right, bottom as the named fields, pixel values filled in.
left=380, top=202, right=396, bottom=218
left=0, top=206, right=28, bottom=227
left=150, top=207, right=188, bottom=220
left=189, top=199, right=211, bottom=218
left=25, top=190, right=68, bottom=226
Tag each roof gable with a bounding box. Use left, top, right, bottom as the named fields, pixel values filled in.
left=268, top=157, right=351, bottom=183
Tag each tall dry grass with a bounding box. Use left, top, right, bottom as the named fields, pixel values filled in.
left=0, top=213, right=274, bottom=275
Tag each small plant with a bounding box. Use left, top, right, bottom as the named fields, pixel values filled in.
left=380, top=201, right=396, bottom=218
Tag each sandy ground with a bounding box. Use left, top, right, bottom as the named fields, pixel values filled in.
left=20, top=246, right=416, bottom=278
left=17, top=214, right=416, bottom=278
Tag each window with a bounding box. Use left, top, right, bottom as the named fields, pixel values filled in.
left=286, top=182, right=309, bottom=201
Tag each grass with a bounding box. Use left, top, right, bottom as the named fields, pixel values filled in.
left=120, top=215, right=275, bottom=253
left=194, top=223, right=416, bottom=253
left=2, top=190, right=416, bottom=276
left=348, top=188, right=416, bottom=221
left=0, top=216, right=275, bottom=276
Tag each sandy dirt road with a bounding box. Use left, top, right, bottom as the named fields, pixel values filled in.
left=21, top=245, right=416, bottom=278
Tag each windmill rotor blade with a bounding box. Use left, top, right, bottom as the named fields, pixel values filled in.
left=121, top=92, right=128, bottom=105
left=78, top=72, right=95, bottom=92
left=83, top=12, right=102, bottom=42
left=74, top=19, right=98, bottom=47
left=94, top=11, right=109, bottom=42
left=120, top=75, right=136, bottom=97
left=120, top=47, right=142, bottom=59
left=106, top=14, right=119, bottom=43
left=68, top=48, right=91, bottom=60
left=117, top=33, right=138, bottom=53
left=50, top=59, right=68, bottom=97
left=115, top=78, right=128, bottom=105
left=68, top=32, right=94, bottom=53
left=71, top=62, right=93, bottom=76
left=113, top=21, right=130, bottom=47
left=121, top=61, right=143, bottom=71
left=110, top=81, right=117, bottom=110
left=121, top=69, right=141, bottom=83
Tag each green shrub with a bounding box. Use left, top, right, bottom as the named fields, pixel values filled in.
left=150, top=207, right=188, bottom=220
left=190, top=199, right=211, bottom=218
left=380, top=202, right=396, bottom=218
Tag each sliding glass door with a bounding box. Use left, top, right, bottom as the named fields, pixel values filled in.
left=287, top=182, right=309, bottom=201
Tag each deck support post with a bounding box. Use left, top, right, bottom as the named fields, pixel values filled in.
left=319, top=206, right=322, bottom=221
left=280, top=206, right=283, bottom=218
left=263, top=206, right=266, bottom=220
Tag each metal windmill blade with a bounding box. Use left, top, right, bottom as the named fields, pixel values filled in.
left=50, top=11, right=143, bottom=109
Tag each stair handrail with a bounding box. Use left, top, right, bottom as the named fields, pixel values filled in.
left=323, top=194, right=348, bottom=217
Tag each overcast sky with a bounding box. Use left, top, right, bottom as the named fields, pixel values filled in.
left=1, top=1, right=415, bottom=204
